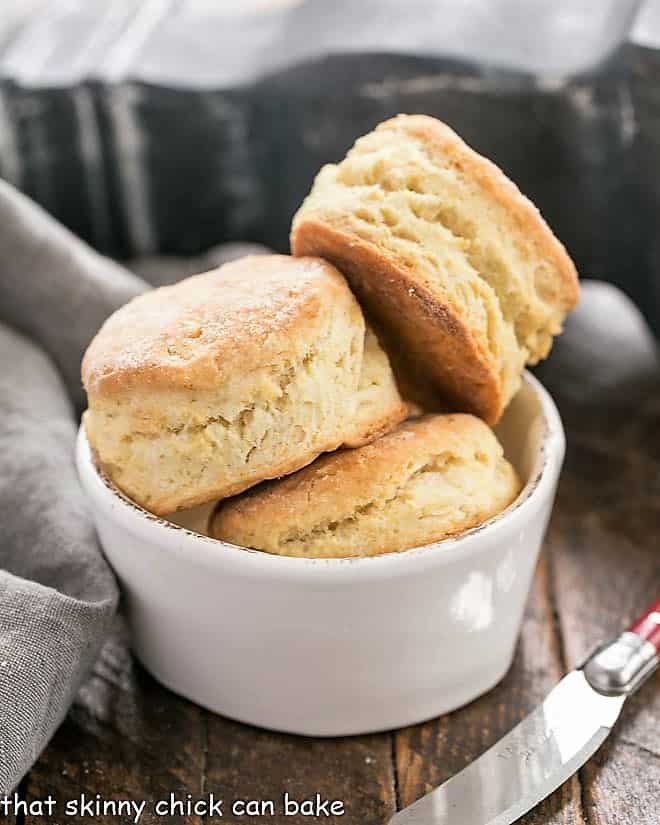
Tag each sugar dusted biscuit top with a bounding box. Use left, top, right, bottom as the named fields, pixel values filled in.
left=81, top=255, right=406, bottom=514
left=212, top=414, right=521, bottom=558
left=82, top=255, right=358, bottom=397
left=291, top=114, right=579, bottom=424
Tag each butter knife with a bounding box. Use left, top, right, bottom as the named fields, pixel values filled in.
left=391, top=596, right=660, bottom=825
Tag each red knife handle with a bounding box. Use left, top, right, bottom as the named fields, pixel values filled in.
left=628, top=597, right=660, bottom=653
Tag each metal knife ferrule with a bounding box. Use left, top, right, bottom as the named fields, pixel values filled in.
left=583, top=631, right=659, bottom=696
left=388, top=596, right=660, bottom=825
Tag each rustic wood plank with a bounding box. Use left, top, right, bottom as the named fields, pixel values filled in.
left=546, top=460, right=660, bottom=825
left=547, top=477, right=660, bottom=742
left=23, top=623, right=206, bottom=825
left=203, top=715, right=396, bottom=824
left=538, top=281, right=660, bottom=824
left=581, top=738, right=660, bottom=825
left=394, top=557, right=585, bottom=824
left=24, top=620, right=397, bottom=825
left=0, top=774, right=24, bottom=824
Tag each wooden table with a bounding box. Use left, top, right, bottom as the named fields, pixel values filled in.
left=16, top=282, right=660, bottom=824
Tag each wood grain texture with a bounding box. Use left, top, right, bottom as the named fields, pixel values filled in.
left=204, top=716, right=395, bottom=824
left=23, top=623, right=206, bottom=825
left=538, top=280, right=660, bottom=824
left=22, top=621, right=396, bottom=825
left=581, top=738, right=660, bottom=825
left=394, top=559, right=585, bottom=825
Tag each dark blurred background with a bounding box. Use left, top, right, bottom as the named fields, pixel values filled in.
left=1, top=0, right=660, bottom=334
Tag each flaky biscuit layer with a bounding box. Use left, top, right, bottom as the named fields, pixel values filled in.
left=291, top=114, right=579, bottom=424
left=82, top=255, right=406, bottom=513
left=213, top=414, right=521, bottom=557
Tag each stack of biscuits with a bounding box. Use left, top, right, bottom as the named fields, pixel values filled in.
left=82, top=115, right=578, bottom=558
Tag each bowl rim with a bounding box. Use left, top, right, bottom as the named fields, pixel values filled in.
left=77, top=370, right=565, bottom=581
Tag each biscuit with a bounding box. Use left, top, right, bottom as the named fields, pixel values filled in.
left=291, top=114, right=579, bottom=424
left=345, top=325, right=409, bottom=447
left=212, top=414, right=521, bottom=557
left=82, top=255, right=406, bottom=514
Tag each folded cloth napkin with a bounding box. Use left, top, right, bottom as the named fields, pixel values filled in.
left=0, top=180, right=145, bottom=414
left=0, top=181, right=149, bottom=793
left=0, top=179, right=272, bottom=793
left=0, top=325, right=119, bottom=793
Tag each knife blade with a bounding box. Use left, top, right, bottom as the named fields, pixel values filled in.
left=390, top=596, right=660, bottom=825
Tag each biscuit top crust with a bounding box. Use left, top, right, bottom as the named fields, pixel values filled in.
left=381, top=115, right=579, bottom=309
left=82, top=255, right=361, bottom=398
left=214, top=414, right=508, bottom=542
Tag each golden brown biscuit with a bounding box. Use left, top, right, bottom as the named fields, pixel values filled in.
left=291, top=114, right=579, bottom=424
left=345, top=326, right=409, bottom=447
left=82, top=255, right=406, bottom=514
left=212, top=414, right=521, bottom=558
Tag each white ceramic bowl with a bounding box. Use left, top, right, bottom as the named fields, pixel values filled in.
left=77, top=371, right=564, bottom=736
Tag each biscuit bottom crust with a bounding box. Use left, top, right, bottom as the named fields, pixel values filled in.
left=291, top=114, right=579, bottom=424
left=213, top=414, right=521, bottom=558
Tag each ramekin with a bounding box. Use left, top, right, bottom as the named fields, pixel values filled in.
left=77, top=371, right=564, bottom=736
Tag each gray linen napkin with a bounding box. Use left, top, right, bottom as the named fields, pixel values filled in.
left=0, top=326, right=119, bottom=793
left=0, top=179, right=272, bottom=793
left=0, top=182, right=147, bottom=793
left=0, top=180, right=145, bottom=413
